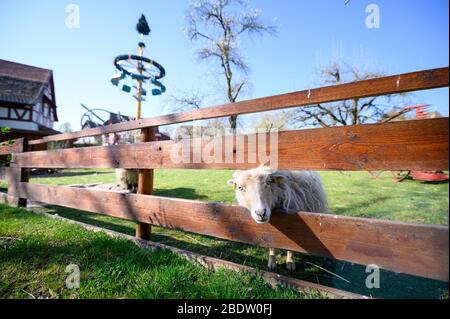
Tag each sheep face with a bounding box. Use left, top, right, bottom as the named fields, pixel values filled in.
left=228, top=168, right=283, bottom=224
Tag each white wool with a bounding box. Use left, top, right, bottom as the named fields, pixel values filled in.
left=230, top=165, right=328, bottom=269
left=115, top=169, right=139, bottom=188
left=271, top=170, right=328, bottom=213
left=232, top=165, right=328, bottom=214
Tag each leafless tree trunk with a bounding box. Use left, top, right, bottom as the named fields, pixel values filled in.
left=186, top=0, right=276, bottom=132
left=291, top=62, right=410, bottom=128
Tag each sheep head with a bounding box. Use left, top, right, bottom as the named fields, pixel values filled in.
left=228, top=166, right=284, bottom=224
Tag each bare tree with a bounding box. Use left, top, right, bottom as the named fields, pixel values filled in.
left=291, top=62, right=408, bottom=128
left=254, top=110, right=294, bottom=133
left=167, top=89, right=205, bottom=112
left=380, top=107, right=414, bottom=123
left=186, top=0, right=276, bottom=131
left=48, top=122, right=74, bottom=149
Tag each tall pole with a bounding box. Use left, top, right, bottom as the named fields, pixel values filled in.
left=134, top=42, right=144, bottom=143
left=135, top=40, right=154, bottom=241
left=136, top=42, right=144, bottom=120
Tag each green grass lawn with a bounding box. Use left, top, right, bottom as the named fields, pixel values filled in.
left=0, top=204, right=316, bottom=299
left=0, top=169, right=448, bottom=298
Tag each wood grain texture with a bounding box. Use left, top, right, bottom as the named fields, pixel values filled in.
left=6, top=138, right=28, bottom=207
left=0, top=167, right=6, bottom=180
left=137, top=127, right=156, bottom=194
left=136, top=127, right=156, bottom=240
left=14, top=118, right=449, bottom=171
left=17, top=183, right=449, bottom=281
left=28, top=67, right=449, bottom=145
left=0, top=191, right=8, bottom=203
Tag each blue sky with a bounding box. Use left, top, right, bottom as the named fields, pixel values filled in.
left=0, top=0, right=448, bottom=131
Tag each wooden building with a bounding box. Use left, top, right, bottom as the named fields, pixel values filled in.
left=0, top=59, right=59, bottom=144
left=77, top=111, right=170, bottom=147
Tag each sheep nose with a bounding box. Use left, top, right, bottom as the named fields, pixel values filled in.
left=261, top=209, right=267, bottom=217
left=255, top=209, right=267, bottom=218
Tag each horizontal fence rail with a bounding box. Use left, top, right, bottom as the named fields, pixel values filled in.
left=12, top=118, right=449, bottom=171
left=28, top=67, right=449, bottom=146
left=9, top=182, right=449, bottom=281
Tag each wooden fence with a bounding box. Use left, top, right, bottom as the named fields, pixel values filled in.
left=0, top=67, right=449, bottom=283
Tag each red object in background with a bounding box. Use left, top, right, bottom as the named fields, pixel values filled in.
left=403, top=104, right=430, bottom=119
left=402, top=104, right=448, bottom=182
left=410, top=171, right=449, bottom=182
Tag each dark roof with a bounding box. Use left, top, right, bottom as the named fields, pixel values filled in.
left=106, top=112, right=135, bottom=125
left=0, top=59, right=54, bottom=106
left=82, top=120, right=101, bottom=129
left=81, top=112, right=135, bottom=130
left=80, top=112, right=171, bottom=140
left=156, top=131, right=171, bottom=141
left=0, top=76, right=44, bottom=104
left=37, top=124, right=61, bottom=135
left=4, top=125, right=60, bottom=137
left=0, top=59, right=52, bottom=82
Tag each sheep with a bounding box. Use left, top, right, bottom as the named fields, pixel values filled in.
left=115, top=168, right=139, bottom=193
left=227, top=165, right=328, bottom=272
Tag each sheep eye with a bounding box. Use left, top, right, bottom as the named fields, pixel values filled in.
left=238, top=186, right=245, bottom=191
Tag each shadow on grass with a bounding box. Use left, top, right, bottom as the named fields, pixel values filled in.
left=332, top=196, right=389, bottom=216
left=39, top=205, right=268, bottom=270
left=40, top=204, right=448, bottom=299
left=153, top=188, right=208, bottom=200
left=415, top=180, right=450, bottom=185
left=31, top=170, right=111, bottom=178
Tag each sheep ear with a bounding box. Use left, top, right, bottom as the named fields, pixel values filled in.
left=269, top=174, right=284, bottom=185
left=232, top=170, right=242, bottom=178
left=227, top=179, right=237, bottom=189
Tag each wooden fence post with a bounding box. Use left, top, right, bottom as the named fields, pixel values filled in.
left=6, top=138, right=29, bottom=207
left=135, top=127, right=156, bottom=240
